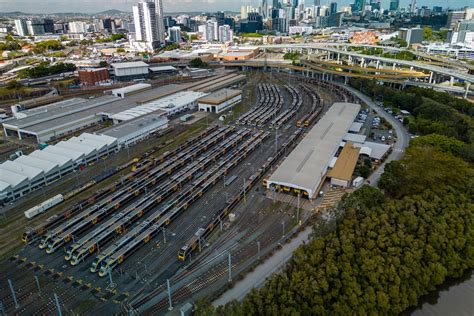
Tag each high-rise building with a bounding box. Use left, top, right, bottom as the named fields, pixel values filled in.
left=68, top=21, right=88, bottom=33
left=169, top=26, right=181, bottom=43
left=352, top=0, right=366, bottom=14
left=200, top=20, right=218, bottom=41
left=399, top=27, right=423, bottom=45
left=133, top=0, right=159, bottom=50
left=14, top=19, right=29, bottom=36
left=409, top=0, right=417, bottom=14
left=218, top=25, right=233, bottom=42
left=313, top=0, right=320, bottom=6
left=154, top=0, right=166, bottom=44
left=370, top=0, right=381, bottom=11
left=43, top=19, right=54, bottom=33
left=241, top=6, right=248, bottom=19
left=26, top=19, right=45, bottom=35
left=389, top=0, right=399, bottom=11
left=446, top=11, right=466, bottom=29
left=259, top=0, right=268, bottom=19
left=330, top=2, right=337, bottom=15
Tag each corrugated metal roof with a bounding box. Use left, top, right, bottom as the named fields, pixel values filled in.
left=111, top=61, right=149, bottom=69
left=327, top=142, right=360, bottom=181
left=0, top=160, right=43, bottom=181
left=43, top=146, right=84, bottom=161
left=0, top=168, right=28, bottom=187
left=15, top=155, right=59, bottom=174
left=268, top=102, right=360, bottom=198
left=343, top=133, right=366, bottom=144
left=30, top=149, right=72, bottom=165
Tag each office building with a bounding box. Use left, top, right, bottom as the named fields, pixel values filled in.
left=169, top=26, right=181, bottom=43
left=68, top=21, right=88, bottom=33
left=132, top=0, right=160, bottom=50
left=352, top=0, right=366, bottom=14
left=14, top=19, right=29, bottom=36
left=27, top=19, right=45, bottom=35
left=154, top=0, right=166, bottom=43
left=218, top=25, right=233, bottom=42
left=330, top=2, right=338, bottom=15
left=447, top=11, right=466, bottom=29
left=199, top=20, right=218, bottom=41
left=399, top=27, right=423, bottom=45
left=409, top=0, right=417, bottom=14
left=389, top=0, right=399, bottom=11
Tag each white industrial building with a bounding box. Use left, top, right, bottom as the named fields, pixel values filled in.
left=111, top=61, right=150, bottom=80
left=0, top=133, right=117, bottom=202
left=101, top=113, right=168, bottom=149
left=267, top=102, right=361, bottom=199
left=111, top=91, right=207, bottom=121
left=111, top=83, right=152, bottom=98
left=198, top=89, right=242, bottom=113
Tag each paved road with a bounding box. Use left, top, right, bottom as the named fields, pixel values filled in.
left=212, top=226, right=313, bottom=307
left=339, top=84, right=411, bottom=186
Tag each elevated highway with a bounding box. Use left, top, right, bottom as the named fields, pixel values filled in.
left=258, top=43, right=474, bottom=85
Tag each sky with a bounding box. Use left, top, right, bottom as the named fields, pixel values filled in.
left=0, top=0, right=471, bottom=14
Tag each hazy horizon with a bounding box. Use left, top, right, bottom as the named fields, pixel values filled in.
left=0, top=0, right=471, bottom=14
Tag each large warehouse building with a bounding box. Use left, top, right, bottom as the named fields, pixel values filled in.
left=198, top=89, right=242, bottom=113
left=0, top=133, right=117, bottom=202
left=267, top=102, right=361, bottom=199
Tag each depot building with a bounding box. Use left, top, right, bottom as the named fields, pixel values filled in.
left=198, top=89, right=242, bottom=114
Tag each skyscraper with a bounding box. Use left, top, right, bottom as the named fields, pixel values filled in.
left=409, top=0, right=417, bottom=14
left=14, top=19, right=29, bottom=36
left=154, top=0, right=166, bottom=44
left=133, top=0, right=159, bottom=50
left=330, top=2, right=338, bottom=15
left=314, top=0, right=320, bottom=6
left=389, top=0, right=400, bottom=11
left=169, top=26, right=181, bottom=43
left=260, top=0, right=268, bottom=19
left=218, top=25, right=233, bottom=42
left=352, top=0, right=366, bottom=14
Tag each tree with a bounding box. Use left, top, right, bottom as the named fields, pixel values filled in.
left=189, top=58, right=208, bottom=68
left=5, top=80, right=23, bottom=90
left=411, top=134, right=464, bottom=155
left=116, top=47, right=125, bottom=53
left=423, top=27, right=433, bottom=40
left=99, top=61, right=108, bottom=67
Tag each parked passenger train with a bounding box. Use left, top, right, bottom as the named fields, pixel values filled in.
left=24, top=194, right=64, bottom=219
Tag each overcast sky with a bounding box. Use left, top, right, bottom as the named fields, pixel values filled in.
left=0, top=0, right=470, bottom=14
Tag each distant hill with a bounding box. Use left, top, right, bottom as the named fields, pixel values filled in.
left=95, top=9, right=130, bottom=15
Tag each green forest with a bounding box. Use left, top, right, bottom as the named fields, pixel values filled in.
left=195, top=81, right=474, bottom=315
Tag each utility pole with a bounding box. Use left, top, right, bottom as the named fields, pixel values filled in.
left=162, top=227, right=166, bottom=244
left=257, top=241, right=261, bottom=260
left=7, top=279, right=19, bottom=309
left=167, top=279, right=173, bottom=311
left=35, top=275, right=41, bottom=295
left=297, top=194, right=300, bottom=225
left=282, top=221, right=285, bottom=238
left=228, top=252, right=232, bottom=282
left=54, top=293, right=62, bottom=316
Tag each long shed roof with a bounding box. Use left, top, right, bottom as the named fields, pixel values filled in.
left=268, top=102, right=360, bottom=198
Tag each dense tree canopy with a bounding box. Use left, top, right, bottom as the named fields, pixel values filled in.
left=17, top=62, right=76, bottom=79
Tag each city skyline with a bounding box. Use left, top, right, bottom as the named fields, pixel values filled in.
left=0, top=0, right=471, bottom=14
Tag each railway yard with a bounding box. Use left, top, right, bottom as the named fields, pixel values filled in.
left=0, top=72, right=359, bottom=314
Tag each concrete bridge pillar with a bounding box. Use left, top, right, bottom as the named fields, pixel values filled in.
left=429, top=72, right=434, bottom=84
left=344, top=76, right=348, bottom=85
left=392, top=63, right=397, bottom=70
left=464, top=82, right=471, bottom=99
left=450, top=76, right=454, bottom=86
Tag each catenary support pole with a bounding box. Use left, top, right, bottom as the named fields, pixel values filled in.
left=7, top=279, right=19, bottom=309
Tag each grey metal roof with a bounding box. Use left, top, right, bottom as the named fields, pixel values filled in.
left=100, top=113, right=168, bottom=139
left=111, top=61, right=149, bottom=69
left=268, top=102, right=361, bottom=198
